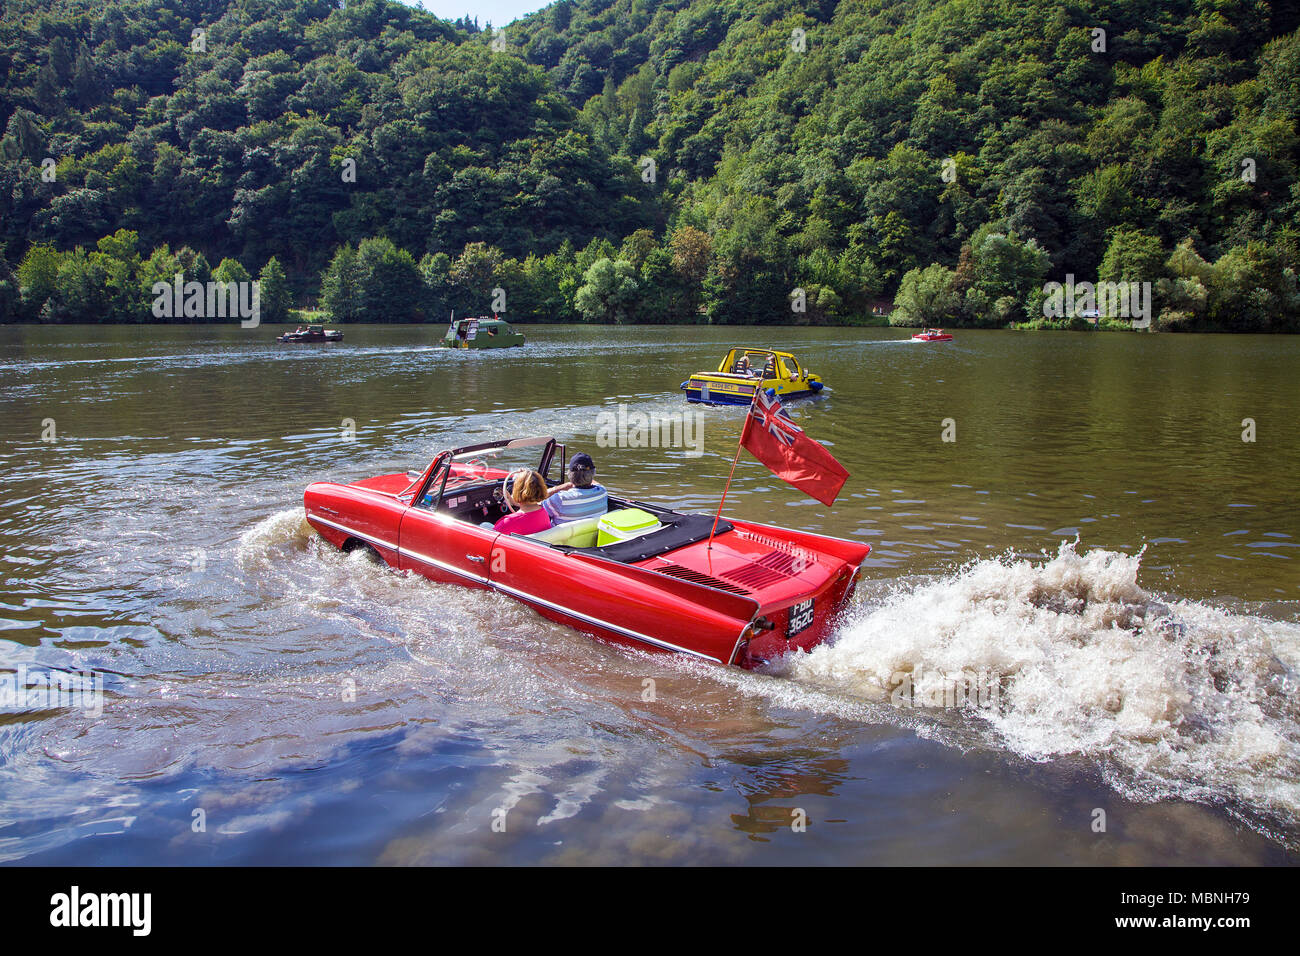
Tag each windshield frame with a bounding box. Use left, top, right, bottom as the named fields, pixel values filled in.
left=408, top=437, right=558, bottom=510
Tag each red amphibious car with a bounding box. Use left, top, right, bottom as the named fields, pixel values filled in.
left=304, top=437, right=870, bottom=668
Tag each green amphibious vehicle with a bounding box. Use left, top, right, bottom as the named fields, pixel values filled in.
left=441, top=317, right=525, bottom=349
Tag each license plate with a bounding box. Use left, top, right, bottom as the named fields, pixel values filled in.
left=788, top=598, right=814, bottom=637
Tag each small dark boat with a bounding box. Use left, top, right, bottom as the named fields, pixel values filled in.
left=278, top=324, right=343, bottom=343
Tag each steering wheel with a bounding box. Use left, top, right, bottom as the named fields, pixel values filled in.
left=493, top=472, right=519, bottom=510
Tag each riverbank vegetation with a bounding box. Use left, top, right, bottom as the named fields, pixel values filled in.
left=2, top=0, right=1297, bottom=329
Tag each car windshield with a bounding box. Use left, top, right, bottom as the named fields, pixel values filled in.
left=729, top=350, right=775, bottom=372
left=403, top=437, right=556, bottom=502
left=451, top=439, right=548, bottom=474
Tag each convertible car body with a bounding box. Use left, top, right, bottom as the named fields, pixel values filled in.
left=681, top=347, right=824, bottom=405
left=303, top=437, right=870, bottom=668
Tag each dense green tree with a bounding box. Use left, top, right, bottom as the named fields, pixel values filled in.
left=16, top=244, right=61, bottom=320
left=2, top=110, right=45, bottom=162
left=3, top=0, right=1299, bottom=329
left=320, top=245, right=364, bottom=323
left=450, top=242, right=507, bottom=318
left=1099, top=230, right=1168, bottom=284
left=258, top=257, right=292, bottom=324
left=51, top=248, right=111, bottom=323
left=517, top=249, right=577, bottom=321
left=970, top=228, right=1051, bottom=305
left=420, top=252, right=455, bottom=322
left=0, top=258, right=19, bottom=323
left=0, top=0, right=643, bottom=294
left=356, top=237, right=423, bottom=322
left=575, top=257, right=639, bottom=323
left=90, top=229, right=145, bottom=321
left=212, top=258, right=252, bottom=287
left=891, top=264, right=961, bottom=328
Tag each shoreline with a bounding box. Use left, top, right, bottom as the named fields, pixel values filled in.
left=1, top=319, right=1294, bottom=333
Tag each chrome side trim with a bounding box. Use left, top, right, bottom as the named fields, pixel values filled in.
left=311, top=514, right=723, bottom=663
left=489, top=578, right=722, bottom=663
left=309, top=515, right=399, bottom=553
left=728, top=621, right=755, bottom=667
left=399, top=544, right=489, bottom=586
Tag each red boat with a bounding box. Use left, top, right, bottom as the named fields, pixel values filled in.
left=303, top=436, right=870, bottom=668
left=911, top=328, right=953, bottom=342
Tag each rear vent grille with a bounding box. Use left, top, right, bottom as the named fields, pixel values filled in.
left=720, top=549, right=816, bottom=589
left=756, top=550, right=798, bottom=574
left=657, top=564, right=751, bottom=595
left=722, top=564, right=786, bottom=589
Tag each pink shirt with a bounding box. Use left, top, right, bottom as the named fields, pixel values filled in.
left=494, top=507, right=551, bottom=536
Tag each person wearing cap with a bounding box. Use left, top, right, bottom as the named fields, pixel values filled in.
left=543, top=452, right=608, bottom=525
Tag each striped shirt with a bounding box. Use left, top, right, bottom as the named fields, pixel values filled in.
left=543, top=483, right=608, bottom=524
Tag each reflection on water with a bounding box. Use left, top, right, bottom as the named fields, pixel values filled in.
left=0, top=323, right=1296, bottom=864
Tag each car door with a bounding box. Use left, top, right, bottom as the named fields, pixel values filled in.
left=397, top=503, right=498, bottom=589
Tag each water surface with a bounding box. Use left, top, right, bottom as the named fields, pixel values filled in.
left=0, top=323, right=1296, bottom=864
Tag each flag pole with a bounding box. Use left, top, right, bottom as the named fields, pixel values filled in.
left=707, top=386, right=760, bottom=563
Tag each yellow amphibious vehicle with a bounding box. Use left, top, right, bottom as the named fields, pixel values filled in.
left=680, top=347, right=825, bottom=405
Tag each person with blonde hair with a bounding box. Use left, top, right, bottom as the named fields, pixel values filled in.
left=495, top=469, right=553, bottom=535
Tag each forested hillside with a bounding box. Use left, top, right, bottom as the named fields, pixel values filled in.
left=3, top=0, right=1299, bottom=329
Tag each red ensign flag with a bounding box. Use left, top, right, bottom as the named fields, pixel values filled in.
left=740, top=390, right=849, bottom=506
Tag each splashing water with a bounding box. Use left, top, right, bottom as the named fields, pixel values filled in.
left=236, top=507, right=316, bottom=570
left=777, top=540, right=1300, bottom=831
left=236, top=512, right=1300, bottom=846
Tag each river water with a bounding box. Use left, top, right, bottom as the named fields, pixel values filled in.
left=0, top=323, right=1297, bottom=864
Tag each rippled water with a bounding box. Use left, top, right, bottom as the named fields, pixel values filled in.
left=0, top=323, right=1296, bottom=864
